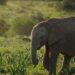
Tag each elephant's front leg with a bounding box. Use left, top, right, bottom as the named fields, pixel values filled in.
left=59, top=55, right=71, bottom=75
left=43, top=49, right=50, bottom=71
left=43, top=44, right=50, bottom=71
left=43, top=43, right=50, bottom=71
left=49, top=48, right=59, bottom=75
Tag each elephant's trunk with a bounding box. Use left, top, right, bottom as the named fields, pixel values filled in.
left=32, top=47, right=38, bottom=66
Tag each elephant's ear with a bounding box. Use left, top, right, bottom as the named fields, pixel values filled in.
left=48, top=26, right=65, bottom=46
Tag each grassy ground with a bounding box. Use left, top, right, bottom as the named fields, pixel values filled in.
left=0, top=1, right=75, bottom=75
left=0, top=1, right=75, bottom=36
left=0, top=36, right=48, bottom=75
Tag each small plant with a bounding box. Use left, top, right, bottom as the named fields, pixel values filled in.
left=0, top=20, right=10, bottom=36
left=0, top=48, right=31, bottom=75
left=9, top=50, right=30, bottom=75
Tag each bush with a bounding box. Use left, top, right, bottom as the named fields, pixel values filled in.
left=13, top=16, right=35, bottom=36
left=63, top=0, right=75, bottom=10
left=13, top=12, right=45, bottom=36
left=0, top=20, right=10, bottom=36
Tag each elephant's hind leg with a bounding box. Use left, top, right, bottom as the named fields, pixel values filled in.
left=59, top=55, right=71, bottom=75
left=49, top=48, right=59, bottom=75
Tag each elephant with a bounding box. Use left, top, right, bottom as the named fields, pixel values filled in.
left=31, top=17, right=75, bottom=75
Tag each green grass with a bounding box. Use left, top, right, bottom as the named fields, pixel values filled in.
left=0, top=1, right=75, bottom=36
left=0, top=36, right=48, bottom=75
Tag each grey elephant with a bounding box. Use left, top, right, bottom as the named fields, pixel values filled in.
left=31, top=17, right=75, bottom=75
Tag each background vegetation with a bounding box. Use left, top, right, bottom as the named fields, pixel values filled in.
left=0, top=0, right=75, bottom=75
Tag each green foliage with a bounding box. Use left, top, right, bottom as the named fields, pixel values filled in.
left=0, top=36, right=47, bottom=75
left=63, top=0, right=75, bottom=10
left=0, top=50, right=31, bottom=75
left=13, top=16, right=38, bottom=36
left=0, top=0, right=75, bottom=36
left=0, top=20, right=10, bottom=36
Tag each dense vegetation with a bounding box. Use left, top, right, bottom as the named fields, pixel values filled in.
left=0, top=0, right=75, bottom=75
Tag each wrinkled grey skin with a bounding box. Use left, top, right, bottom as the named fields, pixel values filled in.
left=31, top=17, right=75, bottom=75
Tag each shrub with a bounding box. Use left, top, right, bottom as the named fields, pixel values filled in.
left=13, top=13, right=44, bottom=36
left=63, top=0, right=75, bottom=10
left=13, top=16, right=35, bottom=36
left=0, top=20, right=10, bottom=36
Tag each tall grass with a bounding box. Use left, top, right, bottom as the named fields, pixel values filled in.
left=0, top=1, right=75, bottom=36
left=0, top=36, right=48, bottom=75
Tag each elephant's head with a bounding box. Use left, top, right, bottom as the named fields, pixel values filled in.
left=31, top=24, right=47, bottom=66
